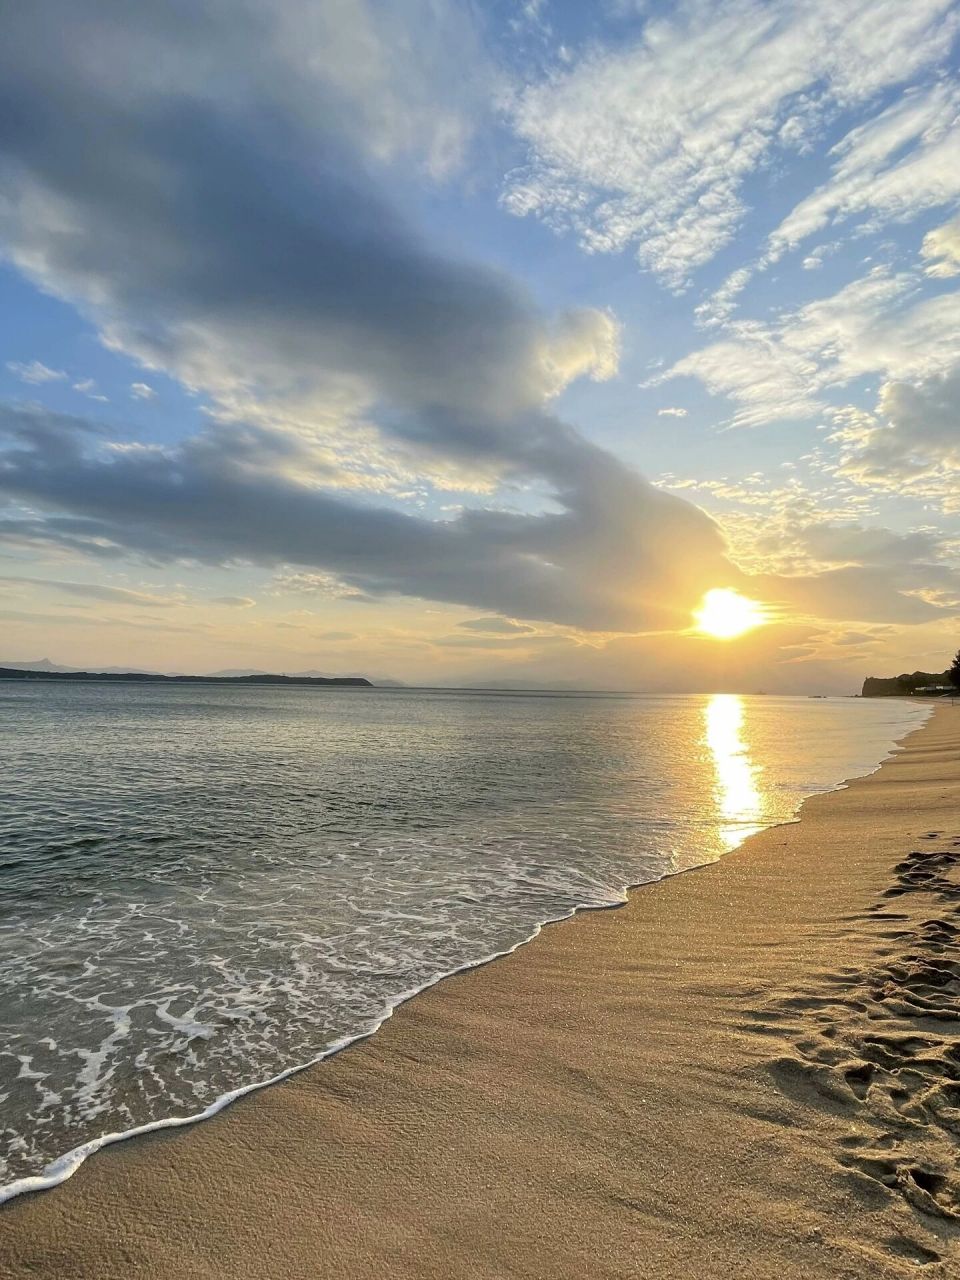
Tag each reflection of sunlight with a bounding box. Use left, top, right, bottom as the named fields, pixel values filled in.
left=705, top=694, right=765, bottom=851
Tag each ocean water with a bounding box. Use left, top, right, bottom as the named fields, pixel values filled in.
left=0, top=683, right=929, bottom=1200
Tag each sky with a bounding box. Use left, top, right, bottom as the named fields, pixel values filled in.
left=1, top=0, right=959, bottom=691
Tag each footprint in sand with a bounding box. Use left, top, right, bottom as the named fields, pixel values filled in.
left=752, top=843, right=960, bottom=1263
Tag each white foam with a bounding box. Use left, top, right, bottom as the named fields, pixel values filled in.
left=0, top=694, right=932, bottom=1205
left=0, top=913, right=585, bottom=1206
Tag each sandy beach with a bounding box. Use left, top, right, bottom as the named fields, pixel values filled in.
left=2, top=703, right=959, bottom=1279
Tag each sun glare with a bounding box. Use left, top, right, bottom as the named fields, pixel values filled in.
left=704, top=694, right=765, bottom=850
left=694, top=588, right=766, bottom=640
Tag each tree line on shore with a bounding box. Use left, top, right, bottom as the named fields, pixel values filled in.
left=862, top=650, right=960, bottom=698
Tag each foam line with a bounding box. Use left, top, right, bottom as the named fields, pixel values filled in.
left=0, top=702, right=932, bottom=1207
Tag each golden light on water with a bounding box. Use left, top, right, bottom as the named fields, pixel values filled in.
left=694, top=587, right=766, bottom=639
left=704, top=693, right=764, bottom=851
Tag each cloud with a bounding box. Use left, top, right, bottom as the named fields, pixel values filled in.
left=458, top=616, right=537, bottom=634
left=665, top=267, right=960, bottom=426
left=695, top=266, right=757, bottom=327
left=1, top=0, right=949, bottom=651
left=755, top=564, right=960, bottom=624
left=130, top=382, right=156, bottom=400
left=4, top=402, right=952, bottom=636
left=659, top=469, right=960, bottom=625
left=0, top=3, right=738, bottom=635
left=269, top=570, right=373, bottom=601
left=0, top=574, right=182, bottom=607
left=0, top=0, right=623, bottom=506
left=0, top=607, right=195, bottom=634
left=6, top=360, right=66, bottom=385
left=434, top=632, right=569, bottom=650
left=0, top=403, right=730, bottom=632
left=72, top=378, right=108, bottom=402
left=721, top=508, right=960, bottom=623
left=211, top=595, right=256, bottom=608
left=0, top=0, right=499, bottom=459
left=698, top=84, right=960, bottom=321
left=503, top=0, right=957, bottom=288
left=922, top=215, right=960, bottom=279
left=832, top=369, right=960, bottom=512
left=766, top=83, right=960, bottom=262
left=657, top=407, right=688, bottom=418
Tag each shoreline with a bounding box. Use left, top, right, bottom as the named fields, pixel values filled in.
left=2, top=704, right=959, bottom=1277
left=0, top=700, right=927, bottom=1210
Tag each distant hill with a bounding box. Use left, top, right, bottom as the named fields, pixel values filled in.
left=861, top=670, right=953, bottom=697
left=207, top=668, right=271, bottom=678
left=0, top=657, right=163, bottom=675
left=2, top=659, right=386, bottom=685
left=2, top=657, right=84, bottom=673
left=205, top=667, right=400, bottom=682
left=0, top=667, right=372, bottom=688
left=208, top=667, right=404, bottom=685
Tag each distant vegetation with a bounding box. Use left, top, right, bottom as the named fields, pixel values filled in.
left=0, top=668, right=372, bottom=687
left=862, top=663, right=958, bottom=697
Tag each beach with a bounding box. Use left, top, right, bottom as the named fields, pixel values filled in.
left=2, top=702, right=958, bottom=1279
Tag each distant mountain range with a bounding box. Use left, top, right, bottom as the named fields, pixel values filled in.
left=208, top=667, right=404, bottom=685
left=0, top=659, right=374, bottom=688
left=0, top=657, right=166, bottom=675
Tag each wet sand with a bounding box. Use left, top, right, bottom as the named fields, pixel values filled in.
left=2, top=704, right=959, bottom=1279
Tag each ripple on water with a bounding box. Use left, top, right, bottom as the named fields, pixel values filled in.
left=0, top=683, right=929, bottom=1198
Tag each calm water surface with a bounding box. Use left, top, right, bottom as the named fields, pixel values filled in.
left=0, top=684, right=928, bottom=1198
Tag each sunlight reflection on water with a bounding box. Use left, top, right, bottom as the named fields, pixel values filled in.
left=705, top=694, right=765, bottom=850
left=0, top=683, right=929, bottom=1196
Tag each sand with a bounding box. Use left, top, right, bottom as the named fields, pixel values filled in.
left=2, top=703, right=959, bottom=1279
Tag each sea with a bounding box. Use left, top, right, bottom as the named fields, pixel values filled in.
left=0, top=682, right=930, bottom=1201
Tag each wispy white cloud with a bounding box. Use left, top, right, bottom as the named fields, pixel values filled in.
left=767, top=82, right=960, bottom=262
left=0, top=574, right=183, bottom=607
left=801, top=243, right=840, bottom=271
left=457, top=615, right=536, bottom=634
left=268, top=570, right=372, bottom=601
left=922, top=214, right=960, bottom=278
left=1, top=0, right=957, bottom=666
left=661, top=470, right=960, bottom=622
left=0, top=0, right=505, bottom=502
left=664, top=267, right=960, bottom=426
left=73, top=377, right=108, bottom=402
left=503, top=0, right=958, bottom=289
left=696, top=267, right=755, bottom=327
left=7, top=360, right=66, bottom=385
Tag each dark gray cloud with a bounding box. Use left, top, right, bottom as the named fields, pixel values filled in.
left=0, top=0, right=569, bottom=441
left=797, top=523, right=944, bottom=569
left=754, top=520, right=960, bottom=623
left=0, top=2, right=732, bottom=632
left=755, top=566, right=956, bottom=625
left=5, top=3, right=945, bottom=636
left=0, top=405, right=727, bottom=630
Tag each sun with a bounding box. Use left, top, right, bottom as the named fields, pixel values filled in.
left=694, top=588, right=767, bottom=640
